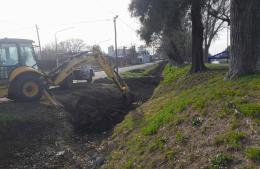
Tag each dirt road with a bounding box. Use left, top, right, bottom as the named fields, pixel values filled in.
left=0, top=63, right=165, bottom=169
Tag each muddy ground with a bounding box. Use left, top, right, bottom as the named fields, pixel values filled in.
left=0, top=63, right=165, bottom=169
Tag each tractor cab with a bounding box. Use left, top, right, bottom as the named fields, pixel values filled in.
left=0, top=38, right=37, bottom=81
left=0, top=38, right=43, bottom=101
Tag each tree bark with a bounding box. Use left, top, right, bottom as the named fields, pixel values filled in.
left=190, top=0, right=207, bottom=73
left=169, top=40, right=184, bottom=65
left=227, top=0, right=260, bottom=79
left=204, top=44, right=210, bottom=63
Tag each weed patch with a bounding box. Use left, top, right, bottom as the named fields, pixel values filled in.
left=214, top=131, right=247, bottom=149
left=245, top=147, right=260, bottom=161
left=209, top=153, right=232, bottom=169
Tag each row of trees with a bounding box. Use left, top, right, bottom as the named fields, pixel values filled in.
left=40, top=38, right=89, bottom=61
left=129, top=0, right=260, bottom=78
left=38, top=38, right=90, bottom=71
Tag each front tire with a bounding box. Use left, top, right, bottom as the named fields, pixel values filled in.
left=11, top=74, right=44, bottom=102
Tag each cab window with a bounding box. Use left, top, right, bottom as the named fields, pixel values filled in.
left=0, top=44, right=19, bottom=66
left=20, top=44, right=37, bottom=67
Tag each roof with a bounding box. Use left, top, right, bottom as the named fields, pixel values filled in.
left=0, top=38, right=34, bottom=44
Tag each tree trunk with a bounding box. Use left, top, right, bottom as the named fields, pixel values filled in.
left=167, top=40, right=184, bottom=65
left=190, top=0, right=207, bottom=73
left=227, top=0, right=260, bottom=79
left=204, top=44, right=210, bottom=63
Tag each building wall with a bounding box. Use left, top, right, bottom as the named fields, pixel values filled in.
left=108, top=46, right=115, bottom=57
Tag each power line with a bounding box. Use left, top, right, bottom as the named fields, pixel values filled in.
left=118, top=17, right=137, bottom=33
left=94, top=38, right=112, bottom=45
left=58, top=19, right=112, bottom=27
left=109, top=10, right=137, bottom=33
left=0, top=19, right=111, bottom=35
left=0, top=26, right=34, bottom=35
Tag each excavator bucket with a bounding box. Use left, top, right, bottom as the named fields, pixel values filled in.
left=92, top=46, right=130, bottom=95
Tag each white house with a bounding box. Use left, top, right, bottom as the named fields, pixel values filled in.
left=137, top=50, right=151, bottom=63
left=108, top=46, right=115, bottom=57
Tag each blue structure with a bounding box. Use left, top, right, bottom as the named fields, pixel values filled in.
left=208, top=50, right=229, bottom=63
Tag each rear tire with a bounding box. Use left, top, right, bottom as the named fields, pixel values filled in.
left=11, top=74, right=44, bottom=102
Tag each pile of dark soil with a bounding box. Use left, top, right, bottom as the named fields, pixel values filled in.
left=55, top=62, right=166, bottom=134
left=56, top=83, right=130, bottom=133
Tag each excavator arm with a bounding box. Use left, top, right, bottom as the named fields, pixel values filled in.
left=92, top=46, right=129, bottom=95
left=44, top=47, right=129, bottom=100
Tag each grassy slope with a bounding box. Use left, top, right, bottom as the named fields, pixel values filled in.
left=102, top=64, right=260, bottom=169
left=121, top=64, right=158, bottom=78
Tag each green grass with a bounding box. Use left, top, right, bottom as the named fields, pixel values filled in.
left=148, top=136, right=167, bottom=152
left=209, top=153, right=232, bottom=169
left=214, top=131, right=247, bottom=149
left=0, top=114, right=18, bottom=124
left=121, top=64, right=158, bottom=78
left=241, top=166, right=257, bottom=169
left=245, top=147, right=260, bottom=161
left=175, top=131, right=187, bottom=143
left=238, top=103, right=260, bottom=118
left=165, top=149, right=177, bottom=159
left=103, top=64, right=260, bottom=169
left=163, top=64, right=190, bottom=84
left=143, top=65, right=260, bottom=135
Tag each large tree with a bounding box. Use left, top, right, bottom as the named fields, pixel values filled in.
left=190, top=0, right=207, bottom=73
left=227, top=0, right=260, bottom=78
left=129, top=0, right=189, bottom=65
left=129, top=0, right=207, bottom=73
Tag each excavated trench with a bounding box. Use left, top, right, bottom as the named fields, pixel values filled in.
left=55, top=77, right=160, bottom=134
left=0, top=63, right=165, bottom=169
left=54, top=63, right=165, bottom=134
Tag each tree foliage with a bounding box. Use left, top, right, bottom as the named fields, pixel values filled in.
left=58, top=38, right=86, bottom=53
left=130, top=0, right=208, bottom=72
left=41, top=38, right=87, bottom=61
left=129, top=0, right=190, bottom=65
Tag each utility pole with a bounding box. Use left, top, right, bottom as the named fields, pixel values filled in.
left=54, top=27, right=74, bottom=67
left=113, top=15, right=119, bottom=73
left=35, top=24, right=42, bottom=59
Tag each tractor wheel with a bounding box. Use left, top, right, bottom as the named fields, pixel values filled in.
left=12, top=74, right=44, bottom=102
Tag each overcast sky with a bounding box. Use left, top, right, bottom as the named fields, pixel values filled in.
left=0, top=0, right=229, bottom=54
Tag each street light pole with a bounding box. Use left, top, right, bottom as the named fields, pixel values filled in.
left=113, top=15, right=119, bottom=73
left=35, top=24, right=42, bottom=59
left=54, top=27, right=74, bottom=67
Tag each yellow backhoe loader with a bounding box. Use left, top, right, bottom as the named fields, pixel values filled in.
left=0, top=38, right=129, bottom=107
